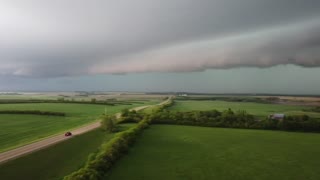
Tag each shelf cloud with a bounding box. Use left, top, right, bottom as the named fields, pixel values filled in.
left=91, top=19, right=320, bottom=74
left=1, top=0, right=320, bottom=77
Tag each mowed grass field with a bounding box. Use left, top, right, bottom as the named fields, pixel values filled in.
left=0, top=101, right=157, bottom=152
left=0, top=124, right=133, bottom=180
left=169, top=100, right=320, bottom=119
left=106, top=125, right=320, bottom=180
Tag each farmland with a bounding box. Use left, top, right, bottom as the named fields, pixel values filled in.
left=106, top=125, right=320, bottom=180
left=0, top=124, right=134, bottom=180
left=0, top=101, right=158, bottom=152
left=169, top=100, right=320, bottom=119
left=2, top=96, right=320, bottom=180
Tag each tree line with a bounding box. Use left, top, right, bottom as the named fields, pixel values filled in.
left=305, top=106, right=320, bottom=113
left=63, top=116, right=150, bottom=180
left=0, top=99, right=133, bottom=106
left=0, top=110, right=65, bottom=116
left=120, top=107, right=320, bottom=132
left=176, top=96, right=271, bottom=103
left=118, top=97, right=175, bottom=123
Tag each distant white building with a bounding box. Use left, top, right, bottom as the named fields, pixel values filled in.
left=269, top=114, right=285, bottom=120
left=178, top=93, right=188, bottom=97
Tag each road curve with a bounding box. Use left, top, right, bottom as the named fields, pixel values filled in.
left=0, top=99, right=171, bottom=164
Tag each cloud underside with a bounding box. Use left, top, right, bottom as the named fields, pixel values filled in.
left=2, top=19, right=320, bottom=77
left=90, top=20, right=320, bottom=75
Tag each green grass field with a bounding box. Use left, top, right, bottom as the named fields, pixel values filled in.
left=0, top=124, right=133, bottom=180
left=0, top=94, right=57, bottom=100
left=0, top=101, right=157, bottom=152
left=106, top=125, right=320, bottom=180
left=169, top=100, right=320, bottom=119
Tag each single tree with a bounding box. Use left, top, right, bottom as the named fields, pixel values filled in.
left=101, top=115, right=116, bottom=132
left=91, top=98, right=97, bottom=103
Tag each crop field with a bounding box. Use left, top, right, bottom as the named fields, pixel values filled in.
left=0, top=94, right=58, bottom=100
left=0, top=124, right=134, bottom=180
left=169, top=100, right=320, bottom=119
left=0, top=92, right=168, bottom=102
left=0, top=101, right=157, bottom=152
left=106, top=125, right=320, bottom=180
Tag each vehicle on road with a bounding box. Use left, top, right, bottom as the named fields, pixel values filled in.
left=64, top=132, right=72, bottom=137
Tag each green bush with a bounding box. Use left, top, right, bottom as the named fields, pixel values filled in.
left=100, top=116, right=116, bottom=132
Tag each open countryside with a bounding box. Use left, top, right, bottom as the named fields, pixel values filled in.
left=1, top=94, right=320, bottom=179
left=0, top=98, right=160, bottom=152
left=1, top=1, right=320, bottom=180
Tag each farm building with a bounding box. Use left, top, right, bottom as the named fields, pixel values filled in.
left=178, top=94, right=188, bottom=97
left=269, top=113, right=285, bottom=120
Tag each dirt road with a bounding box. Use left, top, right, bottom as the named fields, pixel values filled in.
left=0, top=99, right=170, bottom=164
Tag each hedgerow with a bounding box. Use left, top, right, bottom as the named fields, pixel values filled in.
left=63, top=117, right=150, bottom=180
left=120, top=97, right=320, bottom=133
left=0, top=110, right=65, bottom=116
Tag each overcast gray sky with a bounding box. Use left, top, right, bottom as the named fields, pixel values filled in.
left=1, top=0, right=320, bottom=93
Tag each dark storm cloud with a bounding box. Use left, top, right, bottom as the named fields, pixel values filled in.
left=0, top=0, right=320, bottom=77
left=91, top=19, right=320, bottom=74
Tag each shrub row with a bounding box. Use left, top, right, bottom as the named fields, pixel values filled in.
left=262, top=115, right=320, bottom=132
left=176, top=96, right=270, bottom=103
left=119, top=98, right=174, bottom=123
left=150, top=109, right=256, bottom=128
left=0, top=99, right=132, bottom=106
left=148, top=109, right=320, bottom=132
left=304, top=106, right=320, bottom=113
left=119, top=109, right=144, bottom=123
left=0, top=110, right=65, bottom=116
left=152, top=98, right=174, bottom=113
left=119, top=97, right=320, bottom=133
left=63, top=117, right=150, bottom=180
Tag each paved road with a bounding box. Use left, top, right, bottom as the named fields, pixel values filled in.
left=0, top=99, right=170, bottom=164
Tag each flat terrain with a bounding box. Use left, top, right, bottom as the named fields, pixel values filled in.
left=106, top=125, right=320, bottom=180
left=0, top=102, right=157, bottom=152
left=0, top=92, right=167, bottom=101
left=0, top=124, right=133, bottom=180
left=169, top=100, right=320, bottom=119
